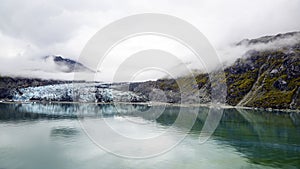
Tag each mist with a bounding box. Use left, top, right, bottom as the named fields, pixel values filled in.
left=0, top=0, right=300, bottom=81
left=218, top=32, right=300, bottom=67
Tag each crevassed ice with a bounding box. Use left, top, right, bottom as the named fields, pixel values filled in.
left=12, top=83, right=145, bottom=103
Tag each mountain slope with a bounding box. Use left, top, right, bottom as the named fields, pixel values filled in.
left=226, top=47, right=300, bottom=109
left=129, top=32, right=300, bottom=109
left=225, top=32, right=300, bottom=109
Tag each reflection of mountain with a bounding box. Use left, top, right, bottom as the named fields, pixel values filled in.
left=213, top=109, right=300, bottom=168
left=0, top=103, right=299, bottom=168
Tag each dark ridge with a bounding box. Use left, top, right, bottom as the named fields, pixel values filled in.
left=236, top=31, right=300, bottom=46
left=44, top=55, right=95, bottom=73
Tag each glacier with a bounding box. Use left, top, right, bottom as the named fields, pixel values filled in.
left=12, top=83, right=147, bottom=103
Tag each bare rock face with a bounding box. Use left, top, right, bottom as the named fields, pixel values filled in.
left=273, top=78, right=288, bottom=91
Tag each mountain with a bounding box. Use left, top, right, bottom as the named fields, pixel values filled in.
left=225, top=32, right=300, bottom=109
left=43, top=55, right=94, bottom=73
left=225, top=45, right=300, bottom=109
left=129, top=31, right=300, bottom=110
left=1, top=31, right=299, bottom=110
left=236, top=31, right=300, bottom=46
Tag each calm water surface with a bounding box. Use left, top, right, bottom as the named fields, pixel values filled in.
left=0, top=103, right=299, bottom=169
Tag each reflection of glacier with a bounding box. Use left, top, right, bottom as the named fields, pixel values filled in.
left=0, top=103, right=137, bottom=117
left=12, top=83, right=146, bottom=103
left=0, top=103, right=193, bottom=119
left=0, top=102, right=299, bottom=168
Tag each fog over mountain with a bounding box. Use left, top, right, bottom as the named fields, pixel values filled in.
left=0, top=0, right=300, bottom=81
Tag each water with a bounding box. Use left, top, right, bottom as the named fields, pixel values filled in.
left=0, top=103, right=299, bottom=169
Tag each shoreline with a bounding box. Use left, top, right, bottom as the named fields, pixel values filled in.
left=0, top=100, right=299, bottom=113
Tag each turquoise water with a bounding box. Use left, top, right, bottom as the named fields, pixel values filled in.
left=0, top=103, right=299, bottom=169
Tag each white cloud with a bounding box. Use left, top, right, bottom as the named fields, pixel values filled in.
left=0, top=0, right=299, bottom=80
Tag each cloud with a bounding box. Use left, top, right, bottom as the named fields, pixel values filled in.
left=0, top=0, right=300, bottom=80
left=218, top=32, right=300, bottom=67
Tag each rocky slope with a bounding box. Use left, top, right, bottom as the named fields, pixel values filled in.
left=226, top=32, right=300, bottom=109
left=226, top=47, right=300, bottom=109
left=129, top=32, right=300, bottom=110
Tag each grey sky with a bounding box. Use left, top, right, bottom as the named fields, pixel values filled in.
left=0, top=0, right=300, bottom=80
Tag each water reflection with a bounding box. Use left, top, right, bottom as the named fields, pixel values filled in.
left=214, top=108, right=300, bottom=168
left=50, top=127, right=80, bottom=139
left=0, top=103, right=299, bottom=168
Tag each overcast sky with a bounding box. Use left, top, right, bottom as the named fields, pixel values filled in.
left=0, top=0, right=300, bottom=81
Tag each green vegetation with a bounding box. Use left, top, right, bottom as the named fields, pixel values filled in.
left=195, top=74, right=209, bottom=88
left=223, top=48, right=300, bottom=109
left=226, top=70, right=258, bottom=105
left=156, top=79, right=179, bottom=91
left=246, top=90, right=295, bottom=109
left=242, top=49, right=300, bottom=109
